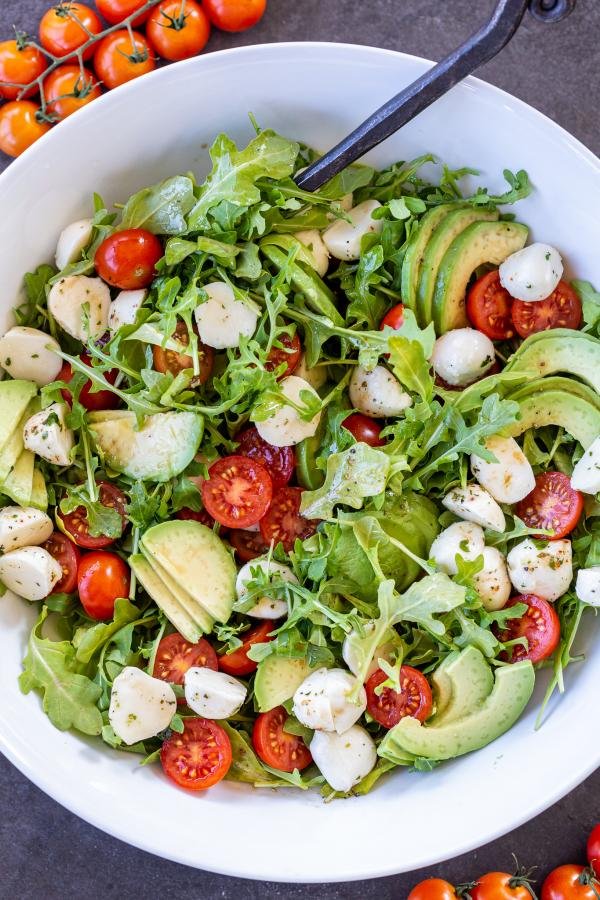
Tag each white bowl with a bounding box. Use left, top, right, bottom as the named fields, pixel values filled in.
left=0, top=42, right=599, bottom=883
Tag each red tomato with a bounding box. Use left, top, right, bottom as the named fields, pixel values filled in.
left=380, top=303, right=405, bottom=331
left=77, top=550, right=130, bottom=620
left=259, top=486, right=317, bottom=552
left=252, top=706, right=312, bottom=772
left=588, top=824, right=600, bottom=876
left=39, top=3, right=102, bottom=59
left=471, top=872, right=535, bottom=900
left=512, top=281, right=582, bottom=337
left=0, top=41, right=47, bottom=100
left=516, top=471, right=583, bottom=540
left=218, top=620, right=274, bottom=676
left=342, top=413, right=386, bottom=447
left=96, top=0, right=151, bottom=25
left=407, top=879, right=457, bottom=900
left=202, top=455, right=273, bottom=528
left=235, top=426, right=295, bottom=490
left=0, top=101, right=51, bottom=158
left=93, top=29, right=155, bottom=89
left=59, top=481, right=128, bottom=549
left=44, top=64, right=101, bottom=120
left=228, top=528, right=270, bottom=562
left=176, top=506, right=218, bottom=528
left=152, top=320, right=214, bottom=386
left=495, top=594, right=561, bottom=664
left=147, top=0, right=211, bottom=61
left=542, top=865, right=600, bottom=900
left=365, top=666, right=432, bottom=729
left=152, top=633, right=217, bottom=689
left=43, top=531, right=81, bottom=594
left=95, top=228, right=162, bottom=290
left=161, top=717, right=232, bottom=791
left=265, top=333, right=302, bottom=379
left=202, top=0, right=266, bottom=32
left=466, top=269, right=515, bottom=340
left=58, top=352, right=120, bottom=412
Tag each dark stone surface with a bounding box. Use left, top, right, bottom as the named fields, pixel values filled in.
left=0, top=0, right=599, bottom=895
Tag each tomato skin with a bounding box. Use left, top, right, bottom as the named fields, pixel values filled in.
left=58, top=481, right=128, bottom=549
left=259, top=486, right=317, bottom=552
left=95, top=228, right=163, bottom=290
left=542, top=865, right=600, bottom=900
left=147, top=0, right=211, bottom=61
left=96, top=0, right=151, bottom=25
left=467, top=269, right=515, bottom=340
left=152, top=320, right=214, bottom=386
left=43, top=531, right=81, bottom=594
left=588, top=824, right=600, bottom=876
left=342, top=413, right=386, bottom=447
left=471, top=872, right=534, bottom=900
left=495, top=594, right=561, bottom=664
left=380, top=303, right=405, bottom=331
left=58, top=352, right=121, bottom=412
left=44, top=65, right=101, bottom=120
left=93, top=29, right=155, bottom=89
left=202, top=455, right=273, bottom=529
left=235, top=426, right=295, bottom=490
left=0, top=101, right=51, bottom=158
left=202, top=0, right=266, bottom=32
left=252, top=706, right=312, bottom=772
left=218, top=620, right=274, bottom=676
left=265, top=333, right=302, bottom=379
left=152, top=633, right=217, bottom=690
left=77, top=550, right=130, bottom=620
left=39, top=3, right=102, bottom=59
left=161, top=717, right=232, bottom=791
left=407, top=878, right=457, bottom=900
left=512, top=280, right=582, bottom=337
left=0, top=41, right=47, bottom=101
left=516, top=471, right=583, bottom=540
left=228, top=528, right=270, bottom=562
left=365, top=666, right=433, bottom=729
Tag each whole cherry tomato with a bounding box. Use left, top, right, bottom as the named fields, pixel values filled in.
left=147, top=0, right=211, bottom=61
left=45, top=65, right=101, bottom=120
left=77, top=550, right=130, bottom=620
left=0, top=101, right=51, bottom=158
left=202, top=0, right=266, bottom=32
left=542, top=865, right=600, bottom=900
left=94, top=29, right=155, bottom=89
left=471, top=871, right=534, bottom=900
left=0, top=41, right=47, bottom=100
left=96, top=0, right=151, bottom=25
left=407, top=879, right=457, bottom=900
left=588, top=824, right=600, bottom=876
left=95, top=228, right=163, bottom=289
left=39, top=3, right=102, bottom=60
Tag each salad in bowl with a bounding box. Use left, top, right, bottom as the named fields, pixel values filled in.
left=2, top=125, right=599, bottom=797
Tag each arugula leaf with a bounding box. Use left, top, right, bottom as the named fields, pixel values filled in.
left=299, top=444, right=390, bottom=519
left=16, top=264, right=56, bottom=330
left=120, top=175, right=195, bottom=234
left=388, top=335, right=434, bottom=402
left=73, top=598, right=142, bottom=665
left=573, top=280, right=600, bottom=332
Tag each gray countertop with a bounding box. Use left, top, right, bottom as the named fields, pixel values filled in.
left=1, top=0, right=599, bottom=895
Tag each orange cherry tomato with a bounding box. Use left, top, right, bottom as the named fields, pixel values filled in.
left=96, top=0, right=151, bottom=26
left=44, top=64, right=101, bottom=120
left=39, top=3, right=102, bottom=60
left=77, top=550, right=130, bottom=620
left=93, top=29, right=155, bottom=89
left=161, top=717, right=232, bottom=790
left=0, top=101, right=51, bottom=158
left=408, top=879, right=457, bottom=900
left=542, top=865, right=600, bottom=900
left=252, top=707, right=312, bottom=773
left=146, top=0, right=211, bottom=61
left=202, top=0, right=266, bottom=32
left=471, top=871, right=535, bottom=900
left=0, top=41, right=47, bottom=100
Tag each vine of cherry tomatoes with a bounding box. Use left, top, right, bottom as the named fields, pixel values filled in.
left=0, top=0, right=267, bottom=158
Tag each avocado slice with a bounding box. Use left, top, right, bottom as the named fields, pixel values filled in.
left=29, top=468, right=48, bottom=512
left=400, top=204, right=459, bottom=315
left=506, top=329, right=600, bottom=394
left=0, top=380, right=38, bottom=456
left=507, top=374, right=600, bottom=410
left=141, top=520, right=236, bottom=623
left=432, top=221, right=529, bottom=333
left=416, top=208, right=499, bottom=327
left=0, top=398, right=38, bottom=483
left=140, top=545, right=213, bottom=634
left=2, top=449, right=34, bottom=506
left=379, top=661, right=535, bottom=761
left=504, top=376, right=600, bottom=449
left=431, top=646, right=494, bottom=726
left=130, top=554, right=203, bottom=644
left=254, top=656, right=316, bottom=713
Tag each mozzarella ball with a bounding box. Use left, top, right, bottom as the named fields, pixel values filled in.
left=499, top=242, right=563, bottom=302
left=184, top=667, right=247, bottom=719
left=473, top=546, right=511, bottom=611
left=571, top=437, right=600, bottom=494
left=294, top=229, right=329, bottom=277
left=575, top=567, right=600, bottom=607
left=236, top=556, right=297, bottom=619
left=292, top=667, right=366, bottom=734
left=323, top=200, right=383, bottom=261
left=0, top=506, right=53, bottom=553
left=255, top=375, right=321, bottom=447
left=48, top=275, right=110, bottom=342
left=108, top=289, right=147, bottom=332
left=0, top=326, right=62, bottom=387
left=431, top=328, right=495, bottom=387
left=430, top=521, right=485, bottom=575
left=0, top=546, right=62, bottom=601
left=349, top=365, right=412, bottom=419
left=23, top=402, right=74, bottom=467
left=109, top=666, right=176, bottom=745
left=342, top=622, right=397, bottom=679
left=507, top=538, right=573, bottom=602
left=293, top=352, right=327, bottom=390
left=194, top=281, right=259, bottom=350
left=471, top=435, right=535, bottom=504
left=442, top=483, right=506, bottom=533
left=55, top=218, right=94, bottom=271
left=310, top=725, right=377, bottom=793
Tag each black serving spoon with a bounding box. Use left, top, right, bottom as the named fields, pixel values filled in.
left=295, top=0, right=576, bottom=192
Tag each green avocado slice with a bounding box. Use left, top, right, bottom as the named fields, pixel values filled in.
left=254, top=656, right=316, bottom=713
left=431, top=646, right=494, bottom=726
left=504, top=389, right=600, bottom=450
left=505, top=328, right=600, bottom=394
left=140, top=546, right=213, bottom=634
left=130, top=554, right=203, bottom=644
left=400, top=204, right=459, bottom=316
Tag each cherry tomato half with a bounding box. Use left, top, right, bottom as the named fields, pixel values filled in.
left=96, top=0, right=151, bottom=26
left=95, top=228, right=163, bottom=290
left=93, top=29, right=155, bottom=90
left=235, top=426, right=295, bottom=490
left=77, top=550, right=130, bottom=620
left=495, top=594, right=561, bottom=664
left=39, top=3, right=102, bottom=60
left=0, top=40, right=47, bottom=100
left=161, top=717, right=232, bottom=791
left=202, top=0, right=266, bottom=32
left=252, top=706, right=312, bottom=772
left=176, top=506, right=220, bottom=529
left=342, top=412, right=386, bottom=447
left=466, top=269, right=515, bottom=341
left=152, top=320, right=214, bottom=386
left=44, top=64, right=101, bottom=120
left=218, top=620, right=274, bottom=676
left=407, top=879, right=458, bottom=900
left=259, top=486, right=317, bottom=552
left=152, top=633, right=217, bottom=690
left=58, top=352, right=121, bottom=412
left=588, top=824, right=600, bottom=876
left=59, top=481, right=128, bottom=549
left=228, top=528, right=270, bottom=562
left=0, top=101, right=51, bottom=158
left=471, top=872, right=534, bottom=900
left=380, top=303, right=405, bottom=331
left=516, top=471, right=583, bottom=540
left=147, top=0, right=211, bottom=62
left=43, top=531, right=81, bottom=594
left=365, top=666, right=433, bottom=729
left=202, top=455, right=273, bottom=529
left=265, top=333, right=302, bottom=379
left=511, top=280, right=582, bottom=338
left=542, top=865, right=600, bottom=900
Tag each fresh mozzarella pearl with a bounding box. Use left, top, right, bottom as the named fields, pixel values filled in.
left=571, top=437, right=600, bottom=494
left=0, top=546, right=62, bottom=601
left=342, top=622, right=397, bottom=679
left=292, top=667, right=366, bottom=734
left=23, top=402, right=74, bottom=467
left=294, top=229, right=329, bottom=277
left=473, top=546, right=511, bottom=611
left=323, top=200, right=383, bottom=261
left=0, top=506, right=53, bottom=553
left=48, top=275, right=110, bottom=342
left=0, top=326, right=63, bottom=387
left=429, top=521, right=485, bottom=576
left=575, top=567, right=600, bottom=607
left=108, top=289, right=147, bottom=332
left=471, top=435, right=535, bottom=504
left=310, top=725, right=377, bottom=793
left=349, top=365, right=412, bottom=418
left=55, top=218, right=94, bottom=271
left=109, top=666, right=176, bottom=745
left=194, top=281, right=259, bottom=350
left=442, top=484, right=506, bottom=533
left=184, top=667, right=247, bottom=719
left=431, top=328, right=495, bottom=387
left=507, top=538, right=573, bottom=602
left=293, top=352, right=327, bottom=390
left=255, top=375, right=321, bottom=447
left=499, top=242, right=563, bottom=302
left=236, top=556, right=297, bottom=619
